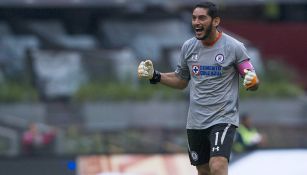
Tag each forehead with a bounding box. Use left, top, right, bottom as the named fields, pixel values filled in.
left=192, top=7, right=209, bottom=16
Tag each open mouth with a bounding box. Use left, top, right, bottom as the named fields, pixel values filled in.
left=194, top=27, right=204, bottom=35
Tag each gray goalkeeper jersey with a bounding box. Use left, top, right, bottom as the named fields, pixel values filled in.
left=175, top=33, right=250, bottom=129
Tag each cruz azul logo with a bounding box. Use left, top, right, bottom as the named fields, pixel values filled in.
left=192, top=65, right=200, bottom=76
left=191, top=64, right=222, bottom=78
left=215, top=54, right=224, bottom=63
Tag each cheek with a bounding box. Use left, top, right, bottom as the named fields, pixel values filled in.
left=201, top=21, right=210, bottom=27
left=204, top=20, right=213, bottom=26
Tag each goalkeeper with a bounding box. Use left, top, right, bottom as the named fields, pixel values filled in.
left=138, top=2, right=259, bottom=175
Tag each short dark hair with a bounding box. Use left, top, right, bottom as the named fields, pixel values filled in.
left=193, top=1, right=219, bottom=19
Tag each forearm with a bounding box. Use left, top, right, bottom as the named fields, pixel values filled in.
left=160, top=72, right=188, bottom=90
left=137, top=60, right=189, bottom=89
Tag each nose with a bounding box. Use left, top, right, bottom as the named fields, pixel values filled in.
left=193, top=18, right=200, bottom=25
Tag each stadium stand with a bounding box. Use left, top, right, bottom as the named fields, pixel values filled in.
left=0, top=4, right=306, bottom=175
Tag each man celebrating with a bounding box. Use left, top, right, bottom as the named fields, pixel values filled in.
left=138, top=2, right=259, bottom=175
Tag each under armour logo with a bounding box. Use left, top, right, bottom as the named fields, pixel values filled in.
left=212, top=146, right=220, bottom=152
left=191, top=54, right=198, bottom=61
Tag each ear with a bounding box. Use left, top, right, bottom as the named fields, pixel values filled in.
left=213, top=17, right=220, bottom=27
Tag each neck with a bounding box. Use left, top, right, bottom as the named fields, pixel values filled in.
left=202, top=30, right=221, bottom=46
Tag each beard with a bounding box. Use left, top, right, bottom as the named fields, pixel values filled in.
left=195, top=22, right=213, bottom=40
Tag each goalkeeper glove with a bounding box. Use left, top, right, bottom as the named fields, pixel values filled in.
left=137, top=60, right=161, bottom=84
left=243, top=69, right=258, bottom=89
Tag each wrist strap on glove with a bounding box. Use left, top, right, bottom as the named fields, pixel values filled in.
left=149, top=70, right=161, bottom=84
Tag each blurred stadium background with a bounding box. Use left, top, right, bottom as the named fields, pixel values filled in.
left=0, top=0, right=307, bottom=174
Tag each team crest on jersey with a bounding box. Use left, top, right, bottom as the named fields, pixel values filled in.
left=192, top=65, right=200, bottom=76
left=215, top=54, right=224, bottom=63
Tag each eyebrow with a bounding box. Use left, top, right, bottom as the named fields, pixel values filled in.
left=192, top=15, right=208, bottom=18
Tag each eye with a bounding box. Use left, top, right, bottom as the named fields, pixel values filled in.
left=199, top=15, right=207, bottom=21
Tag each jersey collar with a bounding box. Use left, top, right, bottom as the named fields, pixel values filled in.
left=203, top=31, right=222, bottom=47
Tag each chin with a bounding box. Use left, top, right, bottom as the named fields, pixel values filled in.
left=195, top=35, right=206, bottom=40
left=195, top=34, right=204, bottom=40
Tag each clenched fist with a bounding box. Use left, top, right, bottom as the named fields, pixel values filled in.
left=243, top=69, right=259, bottom=89
left=138, top=60, right=154, bottom=79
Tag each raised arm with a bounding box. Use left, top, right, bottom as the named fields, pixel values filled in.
left=160, top=72, right=189, bottom=90
left=237, top=60, right=260, bottom=91
left=138, top=60, right=189, bottom=90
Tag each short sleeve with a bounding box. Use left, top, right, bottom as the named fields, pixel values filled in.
left=235, top=42, right=250, bottom=64
left=175, top=43, right=191, bottom=80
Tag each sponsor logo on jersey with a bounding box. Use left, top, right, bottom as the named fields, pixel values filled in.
left=192, top=65, right=200, bottom=76
left=215, top=54, right=224, bottom=63
left=191, top=64, right=222, bottom=78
